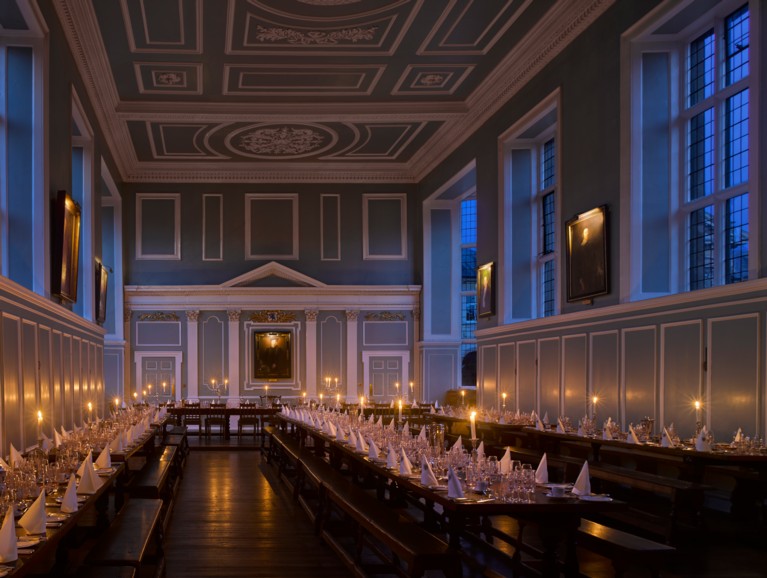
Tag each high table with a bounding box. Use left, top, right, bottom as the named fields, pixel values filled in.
left=278, top=415, right=625, bottom=578
left=167, top=407, right=278, bottom=441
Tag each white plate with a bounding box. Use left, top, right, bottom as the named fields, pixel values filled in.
left=541, top=482, right=572, bottom=489
left=578, top=494, right=613, bottom=502
left=55, top=496, right=87, bottom=504
left=428, top=484, right=448, bottom=491
left=47, top=513, right=68, bottom=522
left=545, top=492, right=572, bottom=499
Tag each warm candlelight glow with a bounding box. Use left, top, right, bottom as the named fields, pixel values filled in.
left=502, top=392, right=507, bottom=409
left=694, top=400, right=702, bottom=411
left=37, top=410, right=42, bottom=422
left=592, top=395, right=599, bottom=406
left=336, top=393, right=340, bottom=404
left=133, top=392, right=138, bottom=399
left=114, top=397, right=120, bottom=408
left=470, top=411, right=477, bottom=439
left=87, top=402, right=93, bottom=412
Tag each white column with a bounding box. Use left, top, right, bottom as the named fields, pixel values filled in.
left=305, top=310, right=318, bottom=399
left=227, top=310, right=241, bottom=401
left=123, top=307, right=132, bottom=403
left=345, top=310, right=359, bottom=403
left=186, top=310, right=200, bottom=399
left=412, top=306, right=421, bottom=402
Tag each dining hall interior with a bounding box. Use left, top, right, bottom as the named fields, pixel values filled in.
left=0, top=0, right=765, bottom=576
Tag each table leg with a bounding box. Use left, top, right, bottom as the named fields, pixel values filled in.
left=537, top=517, right=579, bottom=578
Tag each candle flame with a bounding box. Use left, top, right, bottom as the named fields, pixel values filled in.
left=470, top=411, right=477, bottom=420
left=37, top=410, right=42, bottom=421
left=592, top=395, right=599, bottom=405
left=694, top=400, right=702, bottom=410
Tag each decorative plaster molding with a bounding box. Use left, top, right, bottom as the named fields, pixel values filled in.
left=345, top=310, right=359, bottom=321
left=255, top=25, right=377, bottom=45
left=138, top=312, right=179, bottom=321
left=222, top=261, right=327, bottom=288
left=365, top=312, right=404, bottom=321
left=227, top=310, right=242, bottom=322
left=251, top=310, right=297, bottom=323
left=305, top=309, right=319, bottom=322
left=124, top=307, right=132, bottom=322
left=185, top=310, right=201, bottom=322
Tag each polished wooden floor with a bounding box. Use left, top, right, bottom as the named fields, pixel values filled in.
left=166, top=441, right=767, bottom=578
left=164, top=450, right=353, bottom=577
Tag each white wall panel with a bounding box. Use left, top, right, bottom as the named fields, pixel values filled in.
left=661, top=321, right=702, bottom=436
left=517, top=340, right=536, bottom=412
left=538, top=338, right=560, bottom=419
left=479, top=345, right=498, bottom=408
left=622, top=326, right=656, bottom=428
left=590, top=331, right=619, bottom=423
left=562, top=334, right=587, bottom=419
left=498, top=343, right=516, bottom=410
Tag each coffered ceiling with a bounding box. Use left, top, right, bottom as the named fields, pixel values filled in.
left=48, top=0, right=611, bottom=183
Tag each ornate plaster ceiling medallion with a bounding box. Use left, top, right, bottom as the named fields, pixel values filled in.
left=156, top=72, right=184, bottom=85
left=416, top=74, right=446, bottom=87
left=255, top=24, right=376, bottom=45
left=229, top=125, right=334, bottom=158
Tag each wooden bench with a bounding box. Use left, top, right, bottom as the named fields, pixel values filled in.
left=577, top=519, right=675, bottom=578
left=129, top=446, right=179, bottom=531
left=162, top=431, right=189, bottom=472
left=267, top=426, right=460, bottom=578
left=87, top=498, right=165, bottom=577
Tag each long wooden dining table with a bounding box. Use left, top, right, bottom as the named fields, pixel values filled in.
left=167, top=406, right=279, bottom=440
left=277, top=414, right=625, bottom=578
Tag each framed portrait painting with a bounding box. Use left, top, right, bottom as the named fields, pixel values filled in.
left=95, top=261, right=108, bottom=325
left=477, top=262, right=495, bottom=318
left=566, top=205, right=608, bottom=302
left=51, top=190, right=82, bottom=303
left=253, top=331, right=292, bottom=379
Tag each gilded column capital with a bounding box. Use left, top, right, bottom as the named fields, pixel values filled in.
left=186, top=310, right=201, bottom=322
left=227, top=310, right=242, bottom=322
left=345, top=310, right=359, bottom=322
left=305, top=309, right=319, bottom=322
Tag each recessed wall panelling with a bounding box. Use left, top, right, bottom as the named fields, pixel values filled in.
left=73, top=338, right=82, bottom=425
left=202, top=194, right=223, bottom=261
left=136, top=321, right=181, bottom=346
left=3, top=315, right=22, bottom=451
left=590, top=331, right=619, bottom=422
left=245, top=194, right=298, bottom=259
left=22, top=321, right=37, bottom=447
left=136, top=194, right=181, bottom=259
left=708, top=315, right=759, bottom=437
left=52, top=331, right=63, bottom=429
left=429, top=209, right=452, bottom=335
left=363, top=321, right=407, bottom=346
left=425, top=352, right=455, bottom=403
left=321, top=194, right=340, bottom=261
left=622, top=327, right=657, bottom=427
left=62, top=335, right=73, bottom=429
left=661, top=321, right=702, bottom=435
left=104, top=351, right=122, bottom=406
left=363, top=194, right=406, bottom=259
left=320, top=315, right=343, bottom=386
left=562, top=335, right=587, bottom=419
left=538, top=338, right=560, bottom=420
left=480, top=345, right=498, bottom=408
left=498, top=343, right=516, bottom=410
left=38, top=327, right=53, bottom=439
left=201, top=315, right=225, bottom=394
left=517, top=340, right=536, bottom=412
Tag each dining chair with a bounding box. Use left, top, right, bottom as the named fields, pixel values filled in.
left=205, top=402, right=228, bottom=437
left=182, top=401, right=202, bottom=435
left=237, top=400, right=259, bottom=437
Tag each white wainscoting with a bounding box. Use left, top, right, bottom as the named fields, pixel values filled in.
left=477, top=279, right=767, bottom=438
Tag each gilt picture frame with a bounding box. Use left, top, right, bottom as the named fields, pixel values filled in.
left=51, top=190, right=82, bottom=303
left=253, top=331, right=292, bottom=379
left=95, top=261, right=108, bottom=325
left=477, top=261, right=495, bottom=318
left=565, top=205, right=609, bottom=302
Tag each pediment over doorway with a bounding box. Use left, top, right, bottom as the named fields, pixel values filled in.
left=221, top=262, right=327, bottom=289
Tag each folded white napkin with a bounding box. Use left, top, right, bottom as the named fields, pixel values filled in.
left=41, top=434, right=53, bottom=454
left=419, top=425, right=427, bottom=440
left=0, top=457, right=9, bottom=471
left=435, top=400, right=439, bottom=409
left=535, top=453, right=549, bottom=484
left=386, top=444, right=398, bottom=469
left=335, top=424, right=345, bottom=442
left=556, top=419, right=566, bottom=434
left=95, top=446, right=111, bottom=469
left=535, top=412, right=545, bottom=431
left=354, top=432, right=368, bottom=454
left=602, top=427, right=613, bottom=441
left=60, top=475, right=79, bottom=513
left=628, top=425, right=641, bottom=445
left=376, top=416, right=383, bottom=427
left=571, top=461, right=591, bottom=496
left=19, top=490, right=46, bottom=535
left=542, top=411, right=549, bottom=425
left=78, top=454, right=101, bottom=494
left=347, top=429, right=358, bottom=447
left=500, top=448, right=511, bottom=474
left=109, top=434, right=124, bottom=453
left=695, top=427, right=711, bottom=452
left=734, top=427, right=743, bottom=443
left=402, top=420, right=409, bottom=433
left=77, top=451, right=93, bottom=478
left=499, top=416, right=506, bottom=425
left=430, top=406, right=436, bottom=414
left=452, top=435, right=463, bottom=451
left=60, top=427, right=70, bottom=440
left=420, top=457, right=439, bottom=487
left=477, top=441, right=485, bottom=460
left=388, top=418, right=396, bottom=432
left=10, top=443, right=24, bottom=468
left=368, top=438, right=380, bottom=461
left=661, top=427, right=674, bottom=448
left=411, top=401, right=418, bottom=409
left=399, top=448, right=413, bottom=475
left=0, top=508, right=17, bottom=563
left=577, top=423, right=585, bottom=437
left=368, top=413, right=375, bottom=424
left=328, top=421, right=337, bottom=438
left=447, top=466, right=464, bottom=499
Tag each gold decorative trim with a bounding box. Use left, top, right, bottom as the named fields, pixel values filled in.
left=138, top=312, right=179, bottom=322
left=365, top=312, right=405, bottom=321
left=250, top=310, right=296, bottom=323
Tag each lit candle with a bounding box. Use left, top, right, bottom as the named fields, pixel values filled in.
left=335, top=377, right=339, bottom=389
left=395, top=382, right=400, bottom=394
left=224, top=379, right=228, bottom=390
left=336, top=393, right=340, bottom=406
left=591, top=395, right=599, bottom=417
left=265, top=384, right=269, bottom=395
left=133, top=391, right=138, bottom=404
left=320, top=393, right=324, bottom=405
left=87, top=401, right=93, bottom=421
left=37, top=410, right=43, bottom=440
left=470, top=411, right=477, bottom=440
left=114, top=397, right=120, bottom=412
left=162, top=381, right=167, bottom=395
left=694, top=400, right=702, bottom=423
left=398, top=399, right=403, bottom=421
left=461, top=390, right=466, bottom=405
left=409, top=381, right=414, bottom=396
left=302, top=391, right=307, bottom=404
left=502, top=392, right=507, bottom=410
left=359, top=395, right=364, bottom=409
